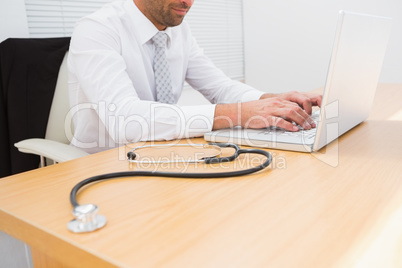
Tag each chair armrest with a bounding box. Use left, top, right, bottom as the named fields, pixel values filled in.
left=14, top=138, right=89, bottom=163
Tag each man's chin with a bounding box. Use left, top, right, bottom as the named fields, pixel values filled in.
left=165, top=18, right=185, bottom=28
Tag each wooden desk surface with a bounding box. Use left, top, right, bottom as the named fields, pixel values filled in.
left=1, top=84, right=402, bottom=267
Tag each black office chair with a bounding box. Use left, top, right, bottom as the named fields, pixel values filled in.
left=0, top=37, right=88, bottom=178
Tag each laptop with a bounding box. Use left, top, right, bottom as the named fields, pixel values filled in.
left=204, top=10, right=392, bottom=152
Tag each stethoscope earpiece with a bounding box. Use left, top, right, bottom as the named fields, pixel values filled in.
left=127, top=151, right=136, bottom=160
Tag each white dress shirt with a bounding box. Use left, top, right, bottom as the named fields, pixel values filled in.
left=68, top=0, right=264, bottom=153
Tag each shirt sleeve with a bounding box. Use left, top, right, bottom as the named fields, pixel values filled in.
left=184, top=27, right=265, bottom=104
left=68, top=18, right=217, bottom=148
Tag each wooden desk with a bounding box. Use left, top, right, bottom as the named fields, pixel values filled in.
left=1, top=84, right=401, bottom=267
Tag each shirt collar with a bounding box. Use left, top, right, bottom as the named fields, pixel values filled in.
left=127, top=0, right=172, bottom=48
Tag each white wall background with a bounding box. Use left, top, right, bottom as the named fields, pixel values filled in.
left=2, top=0, right=400, bottom=95
left=0, top=0, right=29, bottom=42
left=243, top=0, right=402, bottom=93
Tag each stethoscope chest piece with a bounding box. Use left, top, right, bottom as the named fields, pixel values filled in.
left=67, top=204, right=107, bottom=233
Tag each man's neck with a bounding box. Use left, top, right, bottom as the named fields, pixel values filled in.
left=133, top=0, right=167, bottom=31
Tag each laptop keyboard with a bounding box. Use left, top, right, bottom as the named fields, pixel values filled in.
left=257, top=110, right=320, bottom=141
left=203, top=110, right=322, bottom=148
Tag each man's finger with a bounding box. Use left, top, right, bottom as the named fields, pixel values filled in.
left=279, top=107, right=315, bottom=130
left=269, top=117, right=300, bottom=132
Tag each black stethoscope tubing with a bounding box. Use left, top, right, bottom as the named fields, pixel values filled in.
left=70, top=143, right=272, bottom=208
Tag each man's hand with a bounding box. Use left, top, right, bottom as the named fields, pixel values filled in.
left=260, top=91, right=322, bottom=115
left=213, top=91, right=322, bottom=132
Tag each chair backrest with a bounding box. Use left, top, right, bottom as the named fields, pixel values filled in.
left=45, top=52, right=72, bottom=144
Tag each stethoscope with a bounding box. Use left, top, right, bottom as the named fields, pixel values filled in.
left=67, top=143, right=272, bottom=233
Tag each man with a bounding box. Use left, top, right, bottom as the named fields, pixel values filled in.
left=68, top=0, right=322, bottom=153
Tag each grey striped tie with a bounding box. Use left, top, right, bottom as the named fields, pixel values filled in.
left=152, top=32, right=175, bottom=104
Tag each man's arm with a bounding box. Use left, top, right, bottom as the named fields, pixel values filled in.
left=213, top=91, right=322, bottom=131
left=183, top=23, right=265, bottom=105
